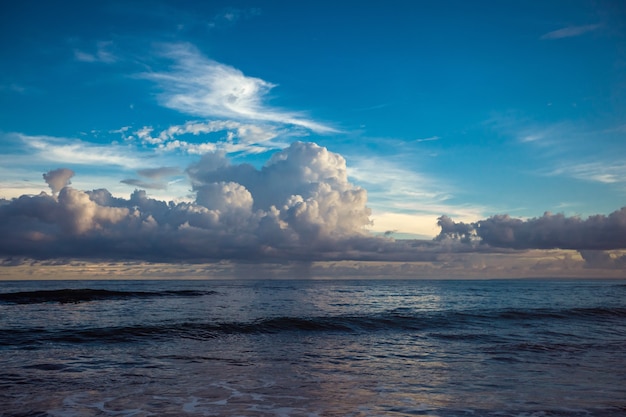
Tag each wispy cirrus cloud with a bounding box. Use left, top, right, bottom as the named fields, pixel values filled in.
left=0, top=83, right=28, bottom=94
left=74, top=41, right=118, bottom=63
left=541, top=24, right=602, bottom=40
left=415, top=136, right=441, bottom=143
left=207, top=7, right=261, bottom=29
left=547, top=161, right=626, bottom=185
left=141, top=43, right=336, bottom=133
left=486, top=114, right=626, bottom=185
left=15, top=133, right=144, bottom=168
left=485, top=112, right=571, bottom=146
left=349, top=156, right=450, bottom=205
left=348, top=155, right=487, bottom=237
left=516, top=123, right=576, bottom=147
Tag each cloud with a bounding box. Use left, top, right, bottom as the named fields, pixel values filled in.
left=74, top=41, right=118, bottom=63
left=0, top=142, right=392, bottom=262
left=120, top=179, right=167, bottom=190
left=541, top=24, right=602, bottom=40
left=436, top=210, right=626, bottom=271
left=547, top=162, right=626, bottom=184
left=348, top=155, right=486, bottom=238
left=186, top=142, right=377, bottom=247
left=579, top=250, right=626, bottom=269
left=349, top=156, right=450, bottom=205
left=121, top=166, right=182, bottom=191
left=137, top=166, right=181, bottom=179
left=437, top=209, right=626, bottom=251
left=43, top=168, right=74, bottom=194
left=57, top=187, right=129, bottom=235
left=2, top=141, right=625, bottom=275
left=129, top=120, right=287, bottom=155
left=0, top=83, right=28, bottom=94
left=486, top=115, right=626, bottom=186
left=207, top=7, right=261, bottom=29
left=15, top=133, right=144, bottom=168
left=6, top=250, right=617, bottom=280
left=141, top=43, right=336, bottom=133
left=415, top=136, right=440, bottom=143
left=436, top=215, right=477, bottom=245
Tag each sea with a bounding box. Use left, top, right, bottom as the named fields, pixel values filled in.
left=1, top=278, right=625, bottom=417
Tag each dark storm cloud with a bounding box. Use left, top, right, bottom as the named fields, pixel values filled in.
left=437, top=210, right=626, bottom=250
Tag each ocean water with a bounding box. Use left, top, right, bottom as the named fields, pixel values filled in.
left=1, top=279, right=625, bottom=417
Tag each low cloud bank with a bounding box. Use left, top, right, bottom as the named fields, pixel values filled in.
left=437, top=210, right=626, bottom=250
left=437, top=211, right=626, bottom=271
left=1, top=141, right=625, bottom=268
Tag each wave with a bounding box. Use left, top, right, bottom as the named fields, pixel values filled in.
left=0, top=313, right=424, bottom=345
left=0, top=312, right=446, bottom=347
left=2, top=303, right=625, bottom=349
left=0, top=288, right=217, bottom=304
left=3, top=305, right=626, bottom=347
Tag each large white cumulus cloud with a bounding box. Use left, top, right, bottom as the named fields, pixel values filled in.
left=187, top=141, right=371, bottom=238
left=0, top=142, right=387, bottom=262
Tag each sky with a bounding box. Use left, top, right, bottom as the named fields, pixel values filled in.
left=1, top=0, right=625, bottom=279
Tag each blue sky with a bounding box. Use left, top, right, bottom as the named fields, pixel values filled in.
left=1, top=1, right=625, bottom=277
